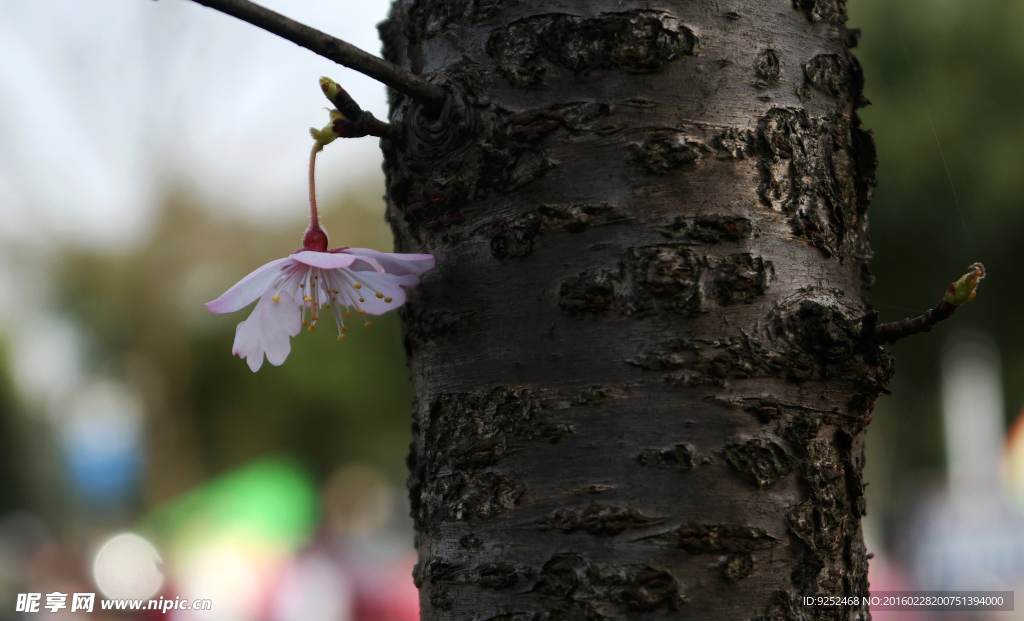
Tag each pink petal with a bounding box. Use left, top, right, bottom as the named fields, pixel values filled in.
left=206, top=257, right=293, bottom=314
left=342, top=248, right=435, bottom=276
left=231, top=290, right=302, bottom=372
left=344, top=247, right=434, bottom=262
left=352, top=273, right=411, bottom=315
left=352, top=254, right=386, bottom=274
left=291, top=250, right=358, bottom=270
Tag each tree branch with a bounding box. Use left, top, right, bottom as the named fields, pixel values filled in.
left=867, top=263, right=985, bottom=345
left=188, top=0, right=446, bottom=113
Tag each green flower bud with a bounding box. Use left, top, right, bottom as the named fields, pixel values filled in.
left=320, top=76, right=343, bottom=106
left=309, top=109, right=345, bottom=150
left=944, top=262, right=985, bottom=306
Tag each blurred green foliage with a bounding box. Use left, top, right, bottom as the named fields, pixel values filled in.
left=142, top=457, right=318, bottom=553
left=0, top=355, right=25, bottom=514
left=851, top=0, right=1024, bottom=523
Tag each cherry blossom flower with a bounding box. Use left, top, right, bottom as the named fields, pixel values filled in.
left=205, top=105, right=435, bottom=371
left=205, top=247, right=434, bottom=371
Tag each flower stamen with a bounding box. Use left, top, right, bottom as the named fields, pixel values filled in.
left=334, top=268, right=385, bottom=300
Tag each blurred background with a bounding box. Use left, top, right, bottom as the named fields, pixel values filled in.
left=853, top=0, right=1024, bottom=618
left=1, top=0, right=1024, bottom=619
left=0, top=1, right=419, bottom=620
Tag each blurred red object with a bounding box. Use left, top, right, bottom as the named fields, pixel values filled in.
left=868, top=555, right=936, bottom=621
left=351, top=553, right=419, bottom=621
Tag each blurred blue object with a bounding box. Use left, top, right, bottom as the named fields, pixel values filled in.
left=60, top=382, right=143, bottom=503
left=63, top=435, right=141, bottom=502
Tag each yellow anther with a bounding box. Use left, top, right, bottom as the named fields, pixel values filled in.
left=364, top=322, right=372, bottom=329
left=354, top=284, right=362, bottom=289
left=338, top=334, right=345, bottom=341
left=308, top=325, right=316, bottom=332
left=302, top=321, right=309, bottom=326
left=344, top=312, right=352, bottom=317
left=303, top=296, right=313, bottom=302
left=384, top=297, right=392, bottom=303
left=375, top=292, right=384, bottom=299
left=357, top=310, right=366, bottom=315
left=271, top=296, right=280, bottom=302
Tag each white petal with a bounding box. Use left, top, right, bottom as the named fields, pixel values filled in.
left=231, top=290, right=302, bottom=372
left=206, top=257, right=293, bottom=314
left=234, top=321, right=265, bottom=373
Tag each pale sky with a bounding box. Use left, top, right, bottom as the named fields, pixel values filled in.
left=0, top=0, right=393, bottom=250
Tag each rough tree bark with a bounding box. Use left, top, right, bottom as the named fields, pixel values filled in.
left=378, top=0, right=889, bottom=619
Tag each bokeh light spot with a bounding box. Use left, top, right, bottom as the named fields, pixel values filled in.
left=93, top=532, right=164, bottom=599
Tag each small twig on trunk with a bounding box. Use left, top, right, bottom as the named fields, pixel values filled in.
left=867, top=263, right=985, bottom=345
left=318, top=77, right=396, bottom=141
left=187, top=0, right=446, bottom=113
left=309, top=77, right=397, bottom=144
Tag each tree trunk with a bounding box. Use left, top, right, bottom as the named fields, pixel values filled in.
left=379, top=0, right=890, bottom=619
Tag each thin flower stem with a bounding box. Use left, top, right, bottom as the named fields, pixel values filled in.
left=188, top=0, right=446, bottom=113
left=309, top=143, right=320, bottom=228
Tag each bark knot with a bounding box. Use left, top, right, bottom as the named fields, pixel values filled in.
left=488, top=11, right=696, bottom=88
